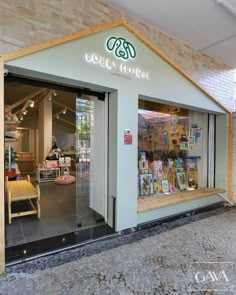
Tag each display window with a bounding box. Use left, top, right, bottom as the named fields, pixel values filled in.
left=138, top=99, right=210, bottom=198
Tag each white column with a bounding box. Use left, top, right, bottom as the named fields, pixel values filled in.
left=39, top=99, right=52, bottom=163
left=109, top=89, right=138, bottom=231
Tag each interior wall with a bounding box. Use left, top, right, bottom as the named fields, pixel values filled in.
left=38, top=99, right=52, bottom=162
left=29, top=129, right=39, bottom=165
left=0, top=0, right=234, bottom=111
left=8, top=137, right=22, bottom=152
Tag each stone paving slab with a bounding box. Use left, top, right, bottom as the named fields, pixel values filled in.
left=0, top=206, right=236, bottom=294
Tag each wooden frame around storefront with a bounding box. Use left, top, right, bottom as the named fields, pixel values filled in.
left=0, top=19, right=233, bottom=274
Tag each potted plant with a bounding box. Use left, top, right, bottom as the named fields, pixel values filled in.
left=4, top=145, right=17, bottom=178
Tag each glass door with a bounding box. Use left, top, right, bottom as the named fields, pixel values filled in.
left=76, top=96, right=107, bottom=227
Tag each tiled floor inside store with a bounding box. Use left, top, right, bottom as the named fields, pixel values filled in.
left=5, top=170, right=105, bottom=249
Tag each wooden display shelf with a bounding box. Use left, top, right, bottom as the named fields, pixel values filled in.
left=17, top=152, right=34, bottom=157
left=17, top=152, right=34, bottom=172
left=138, top=187, right=225, bottom=213
left=17, top=152, right=34, bottom=161
left=5, top=138, right=18, bottom=142
left=5, top=121, right=20, bottom=131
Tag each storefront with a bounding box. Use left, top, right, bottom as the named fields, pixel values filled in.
left=0, top=20, right=232, bottom=272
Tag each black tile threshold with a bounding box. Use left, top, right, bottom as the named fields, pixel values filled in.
left=6, top=224, right=115, bottom=264
left=5, top=202, right=233, bottom=273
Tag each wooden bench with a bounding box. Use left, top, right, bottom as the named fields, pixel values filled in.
left=6, top=175, right=40, bottom=224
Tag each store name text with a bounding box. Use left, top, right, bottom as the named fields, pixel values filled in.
left=85, top=53, right=150, bottom=80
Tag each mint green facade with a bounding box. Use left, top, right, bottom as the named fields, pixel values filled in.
left=6, top=25, right=229, bottom=231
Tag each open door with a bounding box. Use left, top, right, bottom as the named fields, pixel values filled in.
left=76, top=96, right=107, bottom=224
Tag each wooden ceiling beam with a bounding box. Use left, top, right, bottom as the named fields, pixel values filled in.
left=52, top=100, right=76, bottom=113
left=6, top=88, right=47, bottom=113
left=17, top=89, right=51, bottom=119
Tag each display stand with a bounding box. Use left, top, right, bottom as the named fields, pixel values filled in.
left=36, top=167, right=60, bottom=183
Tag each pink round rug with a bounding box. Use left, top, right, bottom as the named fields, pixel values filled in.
left=54, top=175, right=76, bottom=184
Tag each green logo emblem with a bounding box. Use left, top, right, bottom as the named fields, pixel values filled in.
left=106, top=37, right=136, bottom=60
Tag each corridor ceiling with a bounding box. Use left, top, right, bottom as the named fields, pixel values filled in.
left=101, top=0, right=236, bottom=68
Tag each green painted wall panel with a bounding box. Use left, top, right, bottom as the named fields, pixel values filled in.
left=5, top=25, right=229, bottom=231
left=7, top=26, right=225, bottom=114
left=138, top=195, right=223, bottom=225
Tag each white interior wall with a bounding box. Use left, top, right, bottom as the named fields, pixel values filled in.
left=8, top=137, right=22, bottom=153
left=29, top=129, right=39, bottom=165
left=38, top=99, right=52, bottom=162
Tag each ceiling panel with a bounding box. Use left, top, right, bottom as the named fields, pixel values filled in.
left=101, top=0, right=236, bottom=67
left=201, top=35, right=236, bottom=68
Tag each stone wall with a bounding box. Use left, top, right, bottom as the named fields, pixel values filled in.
left=232, top=113, right=236, bottom=202
left=0, top=0, right=235, bottom=110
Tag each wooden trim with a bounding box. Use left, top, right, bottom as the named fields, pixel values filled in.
left=123, top=21, right=231, bottom=114
left=138, top=188, right=225, bottom=213
left=1, top=19, right=124, bottom=62
left=227, top=112, right=233, bottom=201
left=0, top=58, right=5, bottom=274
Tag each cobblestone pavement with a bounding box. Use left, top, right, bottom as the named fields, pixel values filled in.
left=0, top=206, right=236, bottom=294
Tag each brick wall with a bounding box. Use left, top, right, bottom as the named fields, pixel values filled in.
left=0, top=0, right=235, bottom=110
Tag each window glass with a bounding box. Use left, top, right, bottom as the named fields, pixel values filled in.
left=138, top=99, right=209, bottom=197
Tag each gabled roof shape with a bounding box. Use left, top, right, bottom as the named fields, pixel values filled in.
left=0, top=19, right=230, bottom=113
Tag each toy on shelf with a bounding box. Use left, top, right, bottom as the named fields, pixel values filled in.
left=138, top=152, right=149, bottom=174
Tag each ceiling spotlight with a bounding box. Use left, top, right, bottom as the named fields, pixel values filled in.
left=62, top=108, right=67, bottom=114
left=20, top=116, right=24, bottom=121
left=23, top=110, right=28, bottom=115
left=28, top=100, right=34, bottom=108
left=52, top=90, right=57, bottom=96
left=56, top=114, right=60, bottom=119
